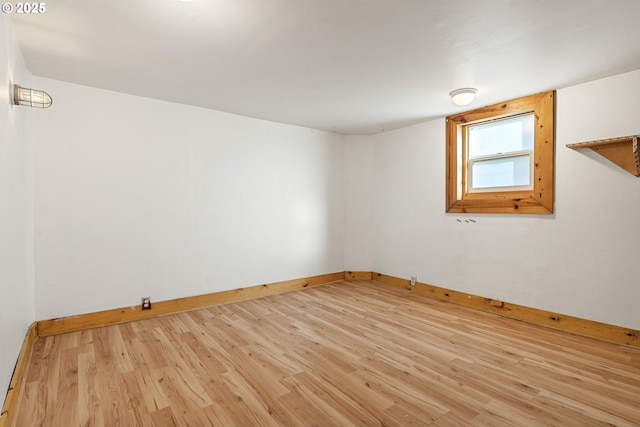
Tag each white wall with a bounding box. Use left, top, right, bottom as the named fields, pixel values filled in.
left=0, top=15, right=35, bottom=406
left=32, top=78, right=345, bottom=320
left=344, top=136, right=373, bottom=271
left=345, top=69, right=640, bottom=330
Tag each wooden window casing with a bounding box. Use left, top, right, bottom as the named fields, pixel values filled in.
left=446, top=91, right=555, bottom=214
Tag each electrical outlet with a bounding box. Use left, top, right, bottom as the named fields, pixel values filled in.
left=141, top=297, right=151, bottom=310
left=410, top=276, right=417, bottom=286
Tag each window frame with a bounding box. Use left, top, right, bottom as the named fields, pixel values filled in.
left=446, top=91, right=555, bottom=214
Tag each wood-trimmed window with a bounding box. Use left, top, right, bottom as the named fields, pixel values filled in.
left=446, top=91, right=555, bottom=214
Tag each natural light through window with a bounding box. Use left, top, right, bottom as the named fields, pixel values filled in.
left=467, top=113, right=534, bottom=192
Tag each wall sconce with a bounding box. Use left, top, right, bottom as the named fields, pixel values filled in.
left=12, top=84, right=53, bottom=108
left=449, top=88, right=477, bottom=106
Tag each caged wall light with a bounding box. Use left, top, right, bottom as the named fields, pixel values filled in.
left=12, top=84, right=53, bottom=108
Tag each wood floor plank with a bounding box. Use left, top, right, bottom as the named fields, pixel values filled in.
left=149, top=406, right=178, bottom=427
left=13, top=280, right=640, bottom=427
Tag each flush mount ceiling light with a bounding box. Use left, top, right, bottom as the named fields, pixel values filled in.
left=449, top=88, right=477, bottom=106
left=12, top=84, right=53, bottom=108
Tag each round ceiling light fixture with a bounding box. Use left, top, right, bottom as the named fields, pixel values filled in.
left=449, top=88, right=477, bottom=106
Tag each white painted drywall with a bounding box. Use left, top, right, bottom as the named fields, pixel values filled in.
left=32, top=78, right=345, bottom=320
left=343, top=136, right=374, bottom=271
left=345, top=69, right=640, bottom=330
left=0, top=15, right=35, bottom=407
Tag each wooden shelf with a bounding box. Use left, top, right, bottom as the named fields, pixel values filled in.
left=567, top=135, right=640, bottom=177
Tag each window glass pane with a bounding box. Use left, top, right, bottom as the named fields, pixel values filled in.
left=468, top=114, right=534, bottom=158
left=471, top=155, right=530, bottom=189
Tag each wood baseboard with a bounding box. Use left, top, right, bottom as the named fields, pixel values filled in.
left=345, top=271, right=373, bottom=280
left=372, top=272, right=639, bottom=349
left=36, top=270, right=640, bottom=348
left=37, top=272, right=345, bottom=337
left=0, top=322, right=37, bottom=427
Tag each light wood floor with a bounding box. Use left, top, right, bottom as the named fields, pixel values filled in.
left=15, top=280, right=640, bottom=427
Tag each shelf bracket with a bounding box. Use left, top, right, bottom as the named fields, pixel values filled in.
left=566, top=135, right=640, bottom=177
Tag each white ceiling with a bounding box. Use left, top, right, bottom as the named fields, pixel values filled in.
left=11, top=0, right=640, bottom=135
